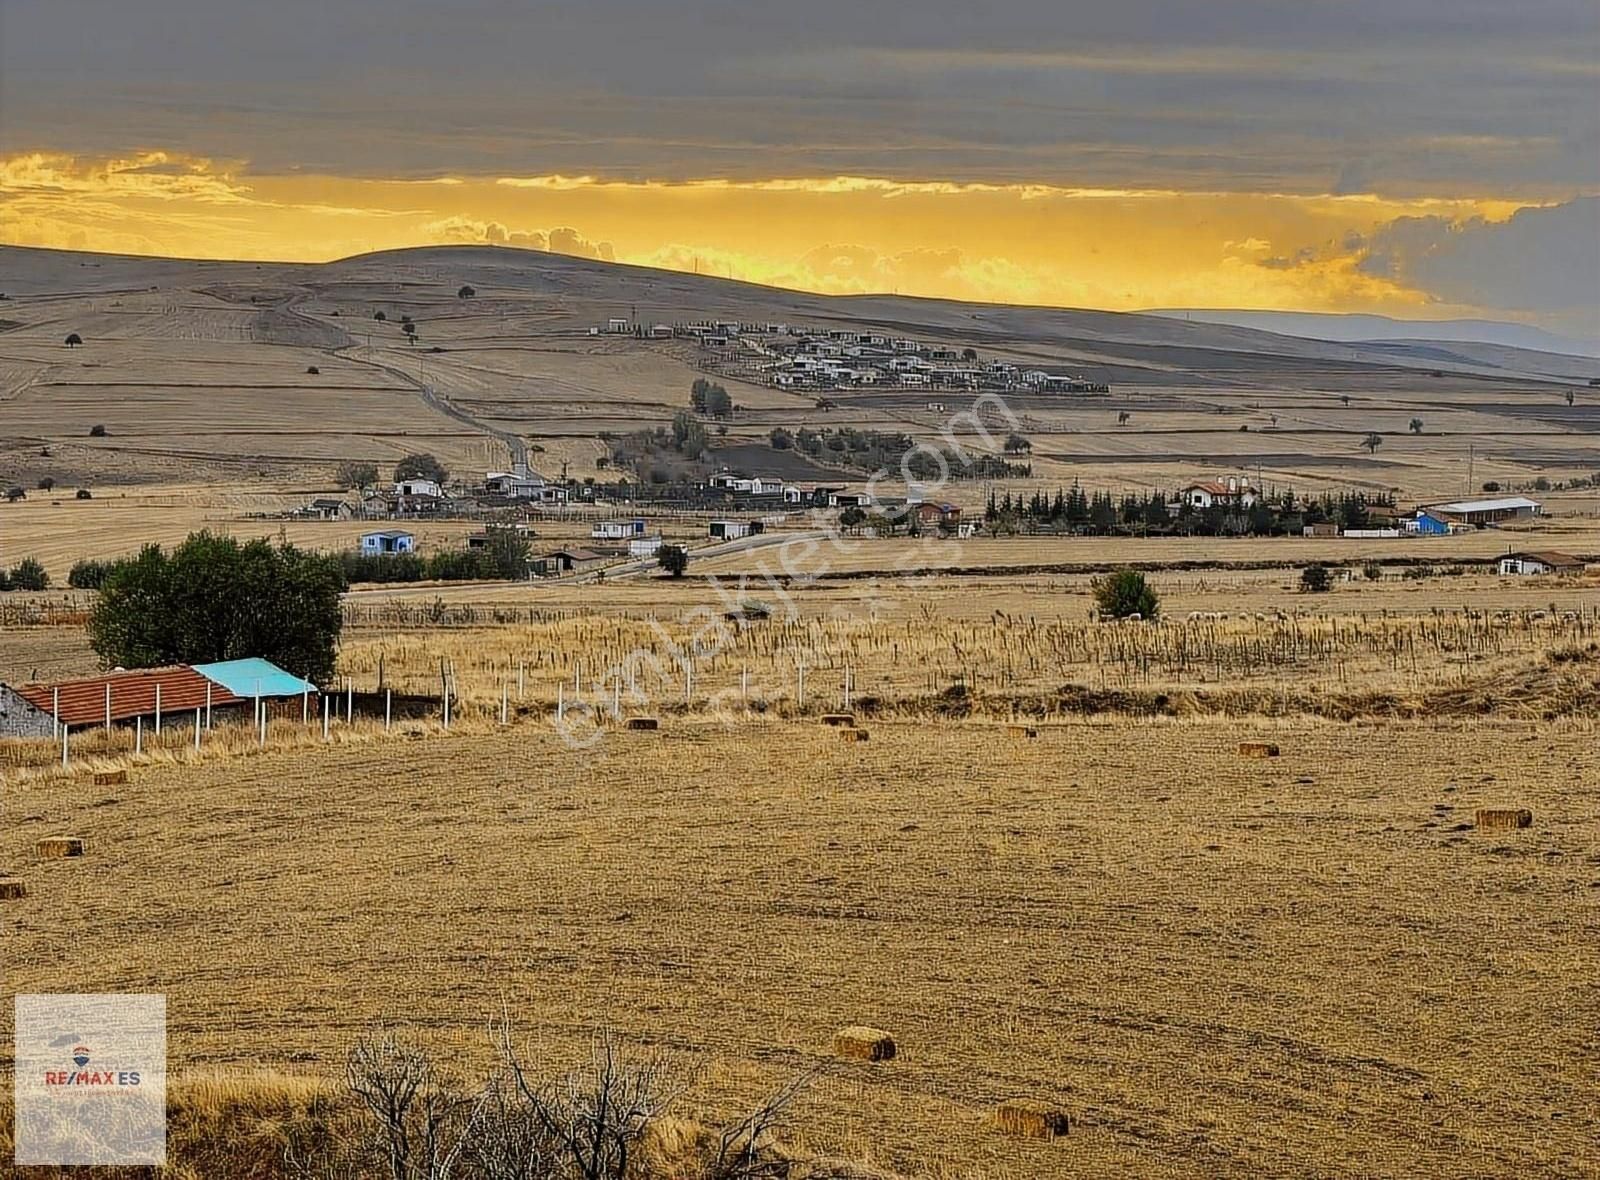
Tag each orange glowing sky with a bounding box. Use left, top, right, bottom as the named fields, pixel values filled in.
left=2, top=1, right=1596, bottom=340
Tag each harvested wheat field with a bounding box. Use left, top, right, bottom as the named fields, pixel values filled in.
left=3, top=717, right=1596, bottom=1177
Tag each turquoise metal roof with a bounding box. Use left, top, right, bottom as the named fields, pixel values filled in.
left=192, top=658, right=316, bottom=698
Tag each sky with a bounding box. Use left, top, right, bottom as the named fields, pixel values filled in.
left=1, top=0, right=1596, bottom=340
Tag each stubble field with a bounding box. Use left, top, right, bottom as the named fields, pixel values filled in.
left=2, top=718, right=1596, bottom=1178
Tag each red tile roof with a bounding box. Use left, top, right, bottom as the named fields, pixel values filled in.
left=15, top=667, right=246, bottom=728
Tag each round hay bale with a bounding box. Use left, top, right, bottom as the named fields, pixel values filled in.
left=994, top=1098, right=1070, bottom=1139
left=625, top=717, right=660, bottom=731
left=0, top=878, right=28, bottom=900
left=36, top=836, right=87, bottom=859
left=1238, top=741, right=1280, bottom=758
left=820, top=713, right=856, bottom=727
left=839, top=728, right=869, bottom=743
left=1475, top=808, right=1532, bottom=831
left=833, top=1026, right=895, bottom=1062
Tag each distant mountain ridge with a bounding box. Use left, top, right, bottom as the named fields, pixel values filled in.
left=1144, top=309, right=1600, bottom=360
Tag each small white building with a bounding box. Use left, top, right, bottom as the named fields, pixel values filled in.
left=592, top=519, right=648, bottom=541
left=394, top=478, right=442, bottom=499
left=360, top=529, right=415, bottom=556
left=607, top=317, right=631, bottom=334
left=628, top=534, right=665, bottom=558
left=1498, top=550, right=1584, bottom=576
left=709, top=519, right=764, bottom=541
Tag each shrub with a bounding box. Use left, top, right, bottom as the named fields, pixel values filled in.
left=8, top=557, right=49, bottom=591
left=657, top=545, right=689, bottom=577
left=67, top=558, right=115, bottom=589
left=5, top=486, right=24, bottom=501
left=768, top=428, right=793, bottom=450
left=36, top=477, right=54, bottom=491
left=373, top=310, right=386, bottom=321
left=306, top=365, right=320, bottom=375
left=75, top=487, right=92, bottom=500
left=89, top=424, right=107, bottom=437
left=1300, top=564, right=1332, bottom=593
left=1481, top=481, right=1501, bottom=492
left=64, top=332, right=83, bottom=348
left=88, top=532, right=346, bottom=684
left=1091, top=569, right=1159, bottom=620
left=458, top=285, right=476, bottom=299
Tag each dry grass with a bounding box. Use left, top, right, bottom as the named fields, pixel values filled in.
left=2, top=716, right=1595, bottom=1178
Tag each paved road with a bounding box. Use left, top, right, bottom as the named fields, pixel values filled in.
left=574, top=528, right=832, bottom=581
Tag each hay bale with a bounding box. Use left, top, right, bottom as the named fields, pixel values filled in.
left=1238, top=741, right=1280, bottom=758
left=1006, top=724, right=1039, bottom=738
left=36, top=836, right=87, bottom=859
left=625, top=717, right=659, bottom=731
left=1475, top=808, right=1532, bottom=831
left=994, top=1098, right=1070, bottom=1139
left=833, top=1026, right=895, bottom=1061
left=820, top=713, right=856, bottom=727
left=839, top=728, right=869, bottom=743
left=0, top=878, right=28, bottom=901
left=93, top=769, right=128, bottom=787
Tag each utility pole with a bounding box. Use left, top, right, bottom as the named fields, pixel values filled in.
left=1467, top=443, right=1474, bottom=497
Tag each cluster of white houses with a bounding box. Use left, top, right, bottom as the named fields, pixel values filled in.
left=591, top=316, right=1109, bottom=395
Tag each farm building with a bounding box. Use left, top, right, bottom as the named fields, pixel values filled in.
left=1424, top=496, right=1542, bottom=526
left=1498, top=550, right=1585, bottom=576
left=709, top=519, right=764, bottom=541
left=0, top=684, right=57, bottom=738
left=628, top=534, right=666, bottom=558
left=10, top=667, right=245, bottom=733
left=1410, top=512, right=1453, bottom=536
left=360, top=529, right=415, bottom=555
left=1303, top=522, right=1340, bottom=538
left=1181, top=478, right=1259, bottom=510
left=530, top=547, right=608, bottom=576
left=591, top=519, right=648, bottom=541
left=305, top=498, right=354, bottom=520
left=6, top=660, right=317, bottom=738
left=394, top=478, right=443, bottom=499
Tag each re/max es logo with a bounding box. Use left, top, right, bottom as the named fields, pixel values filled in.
left=44, top=1044, right=142, bottom=1087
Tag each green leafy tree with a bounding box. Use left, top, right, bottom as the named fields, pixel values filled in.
left=457, top=285, right=476, bottom=299
left=8, top=557, right=49, bottom=591
left=769, top=427, right=794, bottom=450
left=88, top=532, right=346, bottom=684
left=1091, top=569, right=1159, bottom=620
left=394, top=453, right=448, bottom=484
left=68, top=558, right=115, bottom=590
left=1362, top=432, right=1383, bottom=454
left=1300, top=564, right=1332, bottom=593
left=656, top=544, right=689, bottom=577
left=64, top=332, right=83, bottom=348
left=1409, top=418, right=1424, bottom=435
left=477, top=528, right=532, bottom=580
left=1003, top=433, right=1031, bottom=454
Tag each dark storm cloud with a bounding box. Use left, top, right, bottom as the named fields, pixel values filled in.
left=1, top=0, right=1595, bottom=195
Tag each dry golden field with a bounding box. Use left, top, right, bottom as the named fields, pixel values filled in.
left=2, top=718, right=1596, bottom=1178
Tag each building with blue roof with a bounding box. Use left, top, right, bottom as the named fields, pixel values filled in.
left=192, top=658, right=317, bottom=698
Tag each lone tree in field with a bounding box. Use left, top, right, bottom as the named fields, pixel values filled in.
left=1091, top=569, right=1159, bottom=620
left=402, top=321, right=417, bottom=344
left=1117, top=411, right=1131, bottom=426
left=36, top=477, right=54, bottom=491
left=1409, top=417, right=1424, bottom=434
left=656, top=544, right=689, bottom=578
left=1362, top=431, right=1383, bottom=454
left=1565, top=390, right=1576, bottom=406
left=458, top=285, right=476, bottom=299
left=88, top=531, right=346, bottom=684
left=89, top=423, right=107, bottom=437
left=1003, top=433, right=1031, bottom=454
left=394, top=453, right=448, bottom=485
left=1300, top=564, right=1332, bottom=593
left=373, top=310, right=387, bottom=321
left=64, top=332, right=83, bottom=348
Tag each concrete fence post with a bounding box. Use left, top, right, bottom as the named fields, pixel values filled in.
left=154, top=683, right=162, bottom=734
